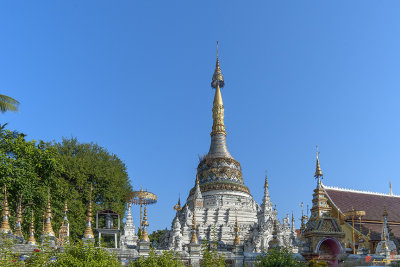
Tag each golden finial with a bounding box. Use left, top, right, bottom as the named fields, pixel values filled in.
left=211, top=42, right=227, bottom=136
left=0, top=185, right=11, bottom=234
left=15, top=194, right=23, bottom=238
left=383, top=205, right=388, bottom=217
left=196, top=174, right=199, bottom=185
left=28, top=210, right=36, bottom=245
left=43, top=187, right=55, bottom=236
left=140, top=205, right=150, bottom=242
left=265, top=170, right=268, bottom=189
left=64, top=200, right=68, bottom=214
left=314, top=146, right=323, bottom=179
left=234, top=214, right=240, bottom=245
left=292, top=212, right=295, bottom=225
left=390, top=181, right=393, bottom=195
left=83, top=183, right=94, bottom=239
left=173, top=195, right=182, bottom=213
left=211, top=41, right=224, bottom=89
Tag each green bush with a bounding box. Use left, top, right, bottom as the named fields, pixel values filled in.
left=0, top=240, right=121, bottom=266
left=200, top=240, right=226, bottom=267
left=130, top=248, right=183, bottom=267
left=256, top=247, right=307, bottom=267
left=54, top=242, right=121, bottom=267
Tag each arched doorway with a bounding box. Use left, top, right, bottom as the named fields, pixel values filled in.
left=315, top=238, right=342, bottom=267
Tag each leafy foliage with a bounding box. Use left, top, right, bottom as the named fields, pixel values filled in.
left=200, top=237, right=226, bottom=267
left=0, top=94, right=19, bottom=113
left=307, top=259, right=327, bottom=267
left=54, top=242, right=121, bottom=267
left=256, top=247, right=307, bottom=267
left=149, top=229, right=166, bottom=247
left=130, top=248, right=183, bottom=267
left=0, top=125, right=132, bottom=242
left=0, top=240, right=121, bottom=266
left=50, top=137, right=132, bottom=242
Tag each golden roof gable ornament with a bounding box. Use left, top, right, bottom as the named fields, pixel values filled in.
left=314, top=146, right=323, bottom=179
left=0, top=185, right=11, bottom=234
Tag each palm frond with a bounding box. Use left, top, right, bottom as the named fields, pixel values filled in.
left=0, top=94, right=20, bottom=113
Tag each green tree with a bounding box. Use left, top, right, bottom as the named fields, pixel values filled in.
left=0, top=126, right=132, bottom=243
left=130, top=248, right=183, bottom=267
left=149, top=229, right=166, bottom=247
left=49, top=137, right=132, bottom=242
left=0, top=128, right=61, bottom=241
left=256, top=247, right=307, bottom=267
left=0, top=94, right=19, bottom=113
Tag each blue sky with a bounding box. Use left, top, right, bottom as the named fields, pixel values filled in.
left=2, top=1, right=400, bottom=232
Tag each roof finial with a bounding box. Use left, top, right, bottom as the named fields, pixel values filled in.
left=173, top=194, right=182, bottom=213
left=390, top=181, right=393, bottom=196
left=314, top=146, right=323, bottom=182
left=265, top=169, right=268, bottom=189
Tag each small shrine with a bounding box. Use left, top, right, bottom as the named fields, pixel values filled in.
left=95, top=209, right=121, bottom=248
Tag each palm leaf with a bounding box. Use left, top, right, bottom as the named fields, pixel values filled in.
left=0, top=94, right=19, bottom=113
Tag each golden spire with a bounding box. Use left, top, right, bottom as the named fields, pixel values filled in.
left=190, top=208, right=198, bottom=244
left=15, top=195, right=23, bottom=238
left=190, top=188, right=198, bottom=244
left=211, top=41, right=224, bottom=89
left=292, top=212, right=295, bottom=226
left=0, top=185, right=11, bottom=234
left=211, top=42, right=227, bottom=136
left=390, top=181, right=393, bottom=195
left=28, top=210, right=36, bottom=245
left=234, top=214, right=240, bottom=245
left=83, top=183, right=94, bottom=239
left=314, top=146, right=323, bottom=179
left=43, top=187, right=55, bottom=236
left=140, top=206, right=150, bottom=242
left=265, top=170, right=268, bottom=189
left=64, top=200, right=68, bottom=214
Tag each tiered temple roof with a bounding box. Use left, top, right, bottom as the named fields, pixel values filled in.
left=323, top=184, right=400, bottom=242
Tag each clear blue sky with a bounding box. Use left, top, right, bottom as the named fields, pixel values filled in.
left=2, top=1, right=400, bottom=232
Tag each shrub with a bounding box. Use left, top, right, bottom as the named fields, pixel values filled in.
left=130, top=248, right=183, bottom=267
left=256, top=247, right=307, bottom=267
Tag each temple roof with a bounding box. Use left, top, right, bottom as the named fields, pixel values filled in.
left=323, top=184, right=400, bottom=241
left=323, top=185, right=400, bottom=222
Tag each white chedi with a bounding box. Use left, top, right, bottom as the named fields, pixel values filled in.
left=120, top=202, right=138, bottom=249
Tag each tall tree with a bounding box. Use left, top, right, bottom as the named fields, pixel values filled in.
left=0, top=94, right=19, bottom=113
left=50, top=137, right=132, bottom=241
left=0, top=127, right=132, bottom=242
